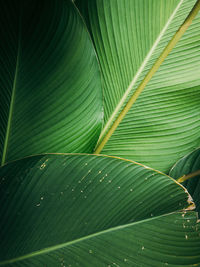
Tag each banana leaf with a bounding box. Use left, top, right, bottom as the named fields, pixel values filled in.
left=77, top=0, right=200, bottom=173
left=0, top=0, right=102, bottom=166
left=0, top=154, right=199, bottom=266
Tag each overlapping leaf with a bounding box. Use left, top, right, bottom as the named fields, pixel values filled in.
left=170, top=148, right=200, bottom=216
left=0, top=154, right=199, bottom=266
left=77, top=0, right=200, bottom=173
left=0, top=0, right=102, bottom=166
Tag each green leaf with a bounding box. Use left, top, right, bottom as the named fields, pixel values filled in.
left=77, top=0, right=200, bottom=173
left=170, top=148, right=200, bottom=216
left=0, top=154, right=199, bottom=266
left=0, top=0, right=102, bottom=166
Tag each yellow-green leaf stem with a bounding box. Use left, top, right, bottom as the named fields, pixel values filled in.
left=177, top=169, right=200, bottom=183
left=94, top=0, right=200, bottom=154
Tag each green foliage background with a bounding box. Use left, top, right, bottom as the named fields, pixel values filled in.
left=0, top=0, right=200, bottom=266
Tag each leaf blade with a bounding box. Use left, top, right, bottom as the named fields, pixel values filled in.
left=77, top=0, right=200, bottom=172
left=0, top=153, right=197, bottom=265
left=1, top=212, right=200, bottom=266
left=170, top=148, right=200, bottom=216
left=0, top=0, right=102, bottom=165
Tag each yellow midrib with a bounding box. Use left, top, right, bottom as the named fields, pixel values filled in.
left=94, top=0, right=200, bottom=154
left=177, top=169, right=200, bottom=183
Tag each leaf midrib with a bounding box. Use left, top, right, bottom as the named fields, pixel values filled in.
left=94, top=0, right=200, bottom=154
left=0, top=211, right=190, bottom=266
left=1, top=24, right=21, bottom=166
left=95, top=0, right=184, bottom=148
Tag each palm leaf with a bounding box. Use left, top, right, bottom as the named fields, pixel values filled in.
left=0, top=154, right=199, bottom=266
left=0, top=0, right=102, bottom=166
left=77, top=0, right=200, bottom=173
left=170, top=148, right=200, bottom=216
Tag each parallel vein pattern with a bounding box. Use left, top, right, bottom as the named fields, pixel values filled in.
left=0, top=0, right=102, bottom=165
left=1, top=19, right=21, bottom=165
left=77, top=0, right=200, bottom=172
left=0, top=154, right=197, bottom=265
left=1, top=212, right=200, bottom=266
left=170, top=148, right=200, bottom=216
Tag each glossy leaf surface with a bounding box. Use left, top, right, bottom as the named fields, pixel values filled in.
left=77, top=0, right=200, bottom=173
left=0, top=154, right=198, bottom=266
left=0, top=0, right=102, bottom=165
left=170, top=148, right=200, bottom=216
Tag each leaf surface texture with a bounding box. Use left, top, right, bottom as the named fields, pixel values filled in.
left=77, top=0, right=200, bottom=172
left=0, top=154, right=199, bottom=266
left=170, top=148, right=200, bottom=216
left=0, top=0, right=102, bottom=165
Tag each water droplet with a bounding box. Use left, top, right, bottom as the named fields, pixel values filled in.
left=40, top=162, right=47, bottom=170
left=108, top=180, right=112, bottom=183
left=142, top=246, right=145, bottom=250
left=85, top=163, right=88, bottom=166
left=118, top=186, right=121, bottom=189
left=98, top=171, right=102, bottom=174
left=130, top=189, right=133, bottom=192
left=151, top=213, right=153, bottom=217
left=89, top=250, right=93, bottom=254
left=185, top=235, right=188, bottom=239
left=40, top=196, right=44, bottom=200
left=124, top=258, right=128, bottom=262
left=187, top=220, right=190, bottom=223
left=36, top=203, right=40, bottom=207
left=80, top=190, right=83, bottom=193
left=60, top=192, right=63, bottom=195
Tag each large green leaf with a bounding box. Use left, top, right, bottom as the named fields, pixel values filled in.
left=0, top=0, right=102, bottom=166
left=170, top=148, right=200, bottom=216
left=77, top=0, right=200, bottom=173
left=0, top=154, right=199, bottom=266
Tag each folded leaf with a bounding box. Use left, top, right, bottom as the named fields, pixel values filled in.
left=77, top=0, right=200, bottom=173
left=0, top=0, right=102, bottom=166
left=0, top=154, right=197, bottom=265
left=170, top=148, right=200, bottom=216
